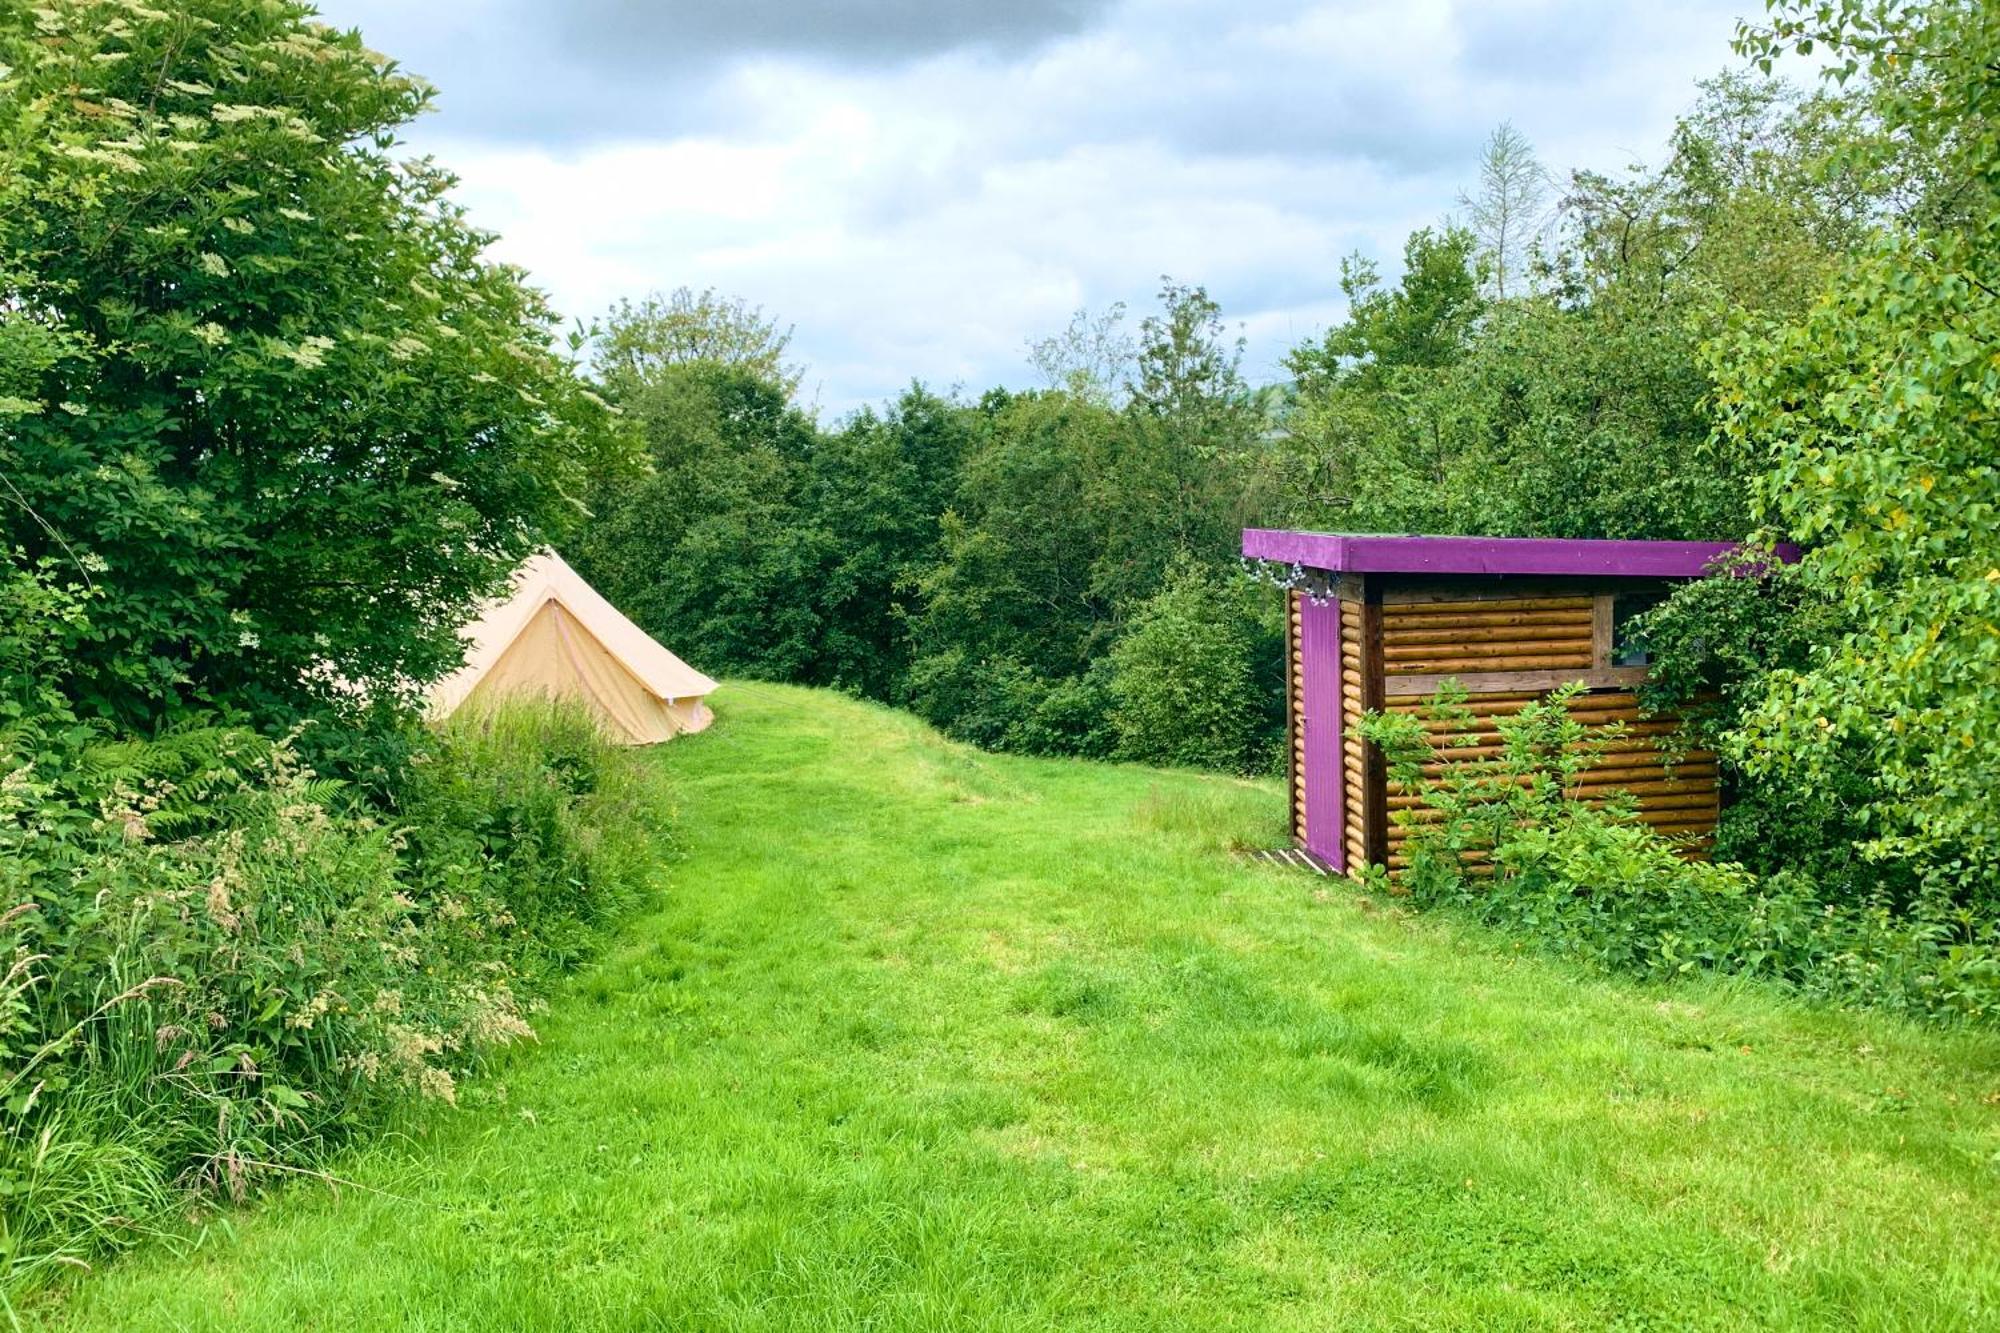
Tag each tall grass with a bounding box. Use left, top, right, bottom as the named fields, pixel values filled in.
left=397, top=700, right=672, bottom=979
left=0, top=700, right=672, bottom=1306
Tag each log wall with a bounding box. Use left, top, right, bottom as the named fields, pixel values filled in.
left=1338, top=597, right=1367, bottom=873
left=1375, top=688, right=1719, bottom=872
left=1381, top=596, right=1595, bottom=678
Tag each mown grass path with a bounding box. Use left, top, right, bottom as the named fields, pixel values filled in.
left=41, top=684, right=2000, bottom=1329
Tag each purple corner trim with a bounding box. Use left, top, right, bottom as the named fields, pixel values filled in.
left=1297, top=597, right=1343, bottom=870
left=1242, top=530, right=1800, bottom=579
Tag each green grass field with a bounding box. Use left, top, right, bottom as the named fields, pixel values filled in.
left=36, top=683, right=2000, bottom=1330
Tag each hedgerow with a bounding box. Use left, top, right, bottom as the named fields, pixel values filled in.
left=0, top=0, right=678, bottom=1280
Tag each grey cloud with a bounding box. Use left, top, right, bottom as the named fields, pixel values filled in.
left=320, top=0, right=1119, bottom=145
left=544, top=0, right=1119, bottom=69
left=328, top=0, right=1662, bottom=184
left=1456, top=1, right=1631, bottom=82
left=333, top=0, right=1475, bottom=171
left=1081, top=77, right=1472, bottom=176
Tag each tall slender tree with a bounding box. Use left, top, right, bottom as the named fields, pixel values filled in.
left=1458, top=122, right=1551, bottom=299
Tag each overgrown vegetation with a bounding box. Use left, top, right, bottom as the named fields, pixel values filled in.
left=0, top=692, right=667, bottom=1298
left=1699, top=0, right=2000, bottom=914
left=1604, top=0, right=2000, bottom=1006
left=1362, top=685, right=2000, bottom=1024
left=0, top=0, right=665, bottom=1302
left=1300, top=0, right=1999, bottom=1031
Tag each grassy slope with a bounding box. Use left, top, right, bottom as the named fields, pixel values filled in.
left=40, top=683, right=2000, bottom=1331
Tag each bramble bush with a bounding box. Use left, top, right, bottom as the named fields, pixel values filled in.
left=1360, top=684, right=2000, bottom=1025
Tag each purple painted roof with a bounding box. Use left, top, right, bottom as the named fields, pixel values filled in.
left=1242, top=529, right=1793, bottom=579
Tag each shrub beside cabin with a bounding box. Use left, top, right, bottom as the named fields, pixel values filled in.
left=1243, top=530, right=1757, bottom=877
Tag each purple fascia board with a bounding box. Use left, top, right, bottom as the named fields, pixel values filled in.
left=1242, top=530, right=1798, bottom=580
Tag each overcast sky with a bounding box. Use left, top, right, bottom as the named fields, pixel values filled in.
left=314, top=0, right=1760, bottom=417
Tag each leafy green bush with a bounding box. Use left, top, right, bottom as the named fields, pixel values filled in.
left=903, top=559, right=1281, bottom=773
left=1106, top=562, right=1282, bottom=774
left=1012, top=662, right=1119, bottom=761
left=397, top=702, right=672, bottom=978
left=903, top=651, right=1120, bottom=760
left=1359, top=685, right=1999, bottom=1025
left=0, top=702, right=669, bottom=1297
left=1635, top=564, right=1912, bottom=910
left=1713, top=0, right=2000, bottom=915
left=902, top=650, right=1045, bottom=753
left=0, top=0, right=623, bottom=731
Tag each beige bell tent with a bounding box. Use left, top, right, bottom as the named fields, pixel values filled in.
left=428, top=550, right=716, bottom=744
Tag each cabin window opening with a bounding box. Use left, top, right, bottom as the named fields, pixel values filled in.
left=1611, top=592, right=1666, bottom=666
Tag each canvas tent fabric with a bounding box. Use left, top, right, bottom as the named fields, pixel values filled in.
left=428, top=551, right=716, bottom=745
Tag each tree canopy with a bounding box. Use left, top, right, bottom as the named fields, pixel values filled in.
left=1278, top=74, right=1872, bottom=543
left=594, top=288, right=801, bottom=401
left=0, top=0, right=620, bottom=728
left=1715, top=0, right=2000, bottom=903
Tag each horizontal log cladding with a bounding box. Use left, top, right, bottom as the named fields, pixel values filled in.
left=1382, top=690, right=1658, bottom=718
left=1383, top=621, right=1596, bottom=645
left=1382, top=641, right=1594, bottom=667
left=1389, top=788, right=1719, bottom=818
left=1415, top=738, right=1713, bottom=763
left=1381, top=760, right=1717, bottom=796
left=1384, top=820, right=1716, bottom=852
left=1385, top=595, right=1594, bottom=615
left=1381, top=596, right=1595, bottom=679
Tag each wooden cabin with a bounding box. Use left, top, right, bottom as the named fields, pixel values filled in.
left=1242, top=530, right=1745, bottom=877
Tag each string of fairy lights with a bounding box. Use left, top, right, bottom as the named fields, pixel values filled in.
left=1244, top=559, right=1335, bottom=606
